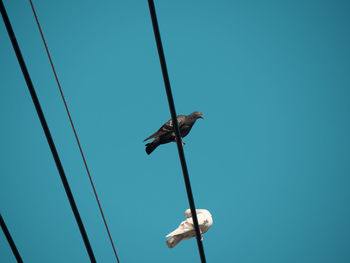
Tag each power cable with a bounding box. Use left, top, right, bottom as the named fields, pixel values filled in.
left=0, top=214, right=23, bottom=263
left=147, top=1, right=207, bottom=262
left=27, top=1, right=120, bottom=262
left=0, top=1, right=96, bottom=262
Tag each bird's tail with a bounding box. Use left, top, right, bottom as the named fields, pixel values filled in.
left=145, top=140, right=159, bottom=155
left=166, top=235, right=183, bottom=248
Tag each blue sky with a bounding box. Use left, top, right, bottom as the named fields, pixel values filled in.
left=1, top=0, right=350, bottom=262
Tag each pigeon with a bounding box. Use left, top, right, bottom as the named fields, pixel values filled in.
left=144, top=111, right=204, bottom=155
left=166, top=209, right=213, bottom=248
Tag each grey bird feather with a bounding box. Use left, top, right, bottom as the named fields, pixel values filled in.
left=144, top=111, right=204, bottom=155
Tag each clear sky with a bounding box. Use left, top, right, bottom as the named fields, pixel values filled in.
left=1, top=0, right=350, bottom=262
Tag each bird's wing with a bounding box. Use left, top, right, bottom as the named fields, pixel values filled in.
left=176, top=115, right=187, bottom=127
left=197, top=213, right=210, bottom=226
left=185, top=211, right=210, bottom=227
left=144, top=115, right=186, bottom=141
left=161, top=115, right=186, bottom=131
left=166, top=218, right=194, bottom=237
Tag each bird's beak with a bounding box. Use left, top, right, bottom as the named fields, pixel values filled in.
left=200, top=115, right=204, bottom=119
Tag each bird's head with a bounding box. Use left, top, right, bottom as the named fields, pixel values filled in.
left=192, top=111, right=204, bottom=120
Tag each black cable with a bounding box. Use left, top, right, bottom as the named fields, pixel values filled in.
left=147, top=1, right=207, bottom=262
left=0, top=214, right=23, bottom=263
left=0, top=1, right=96, bottom=262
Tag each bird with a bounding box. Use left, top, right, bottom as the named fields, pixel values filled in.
left=144, top=111, right=204, bottom=155
left=166, top=209, right=213, bottom=248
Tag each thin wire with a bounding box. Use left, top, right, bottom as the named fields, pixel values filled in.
left=147, top=1, right=207, bottom=262
left=0, top=214, right=23, bottom=263
left=27, top=1, right=120, bottom=262
left=0, top=1, right=96, bottom=262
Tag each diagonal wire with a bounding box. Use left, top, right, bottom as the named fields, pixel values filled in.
left=0, top=1, right=96, bottom=262
left=0, top=214, right=23, bottom=263
left=27, top=0, right=120, bottom=262
left=147, top=1, right=207, bottom=262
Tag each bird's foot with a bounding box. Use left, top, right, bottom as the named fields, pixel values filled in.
left=200, top=230, right=203, bottom=241
left=175, top=137, right=185, bottom=146
left=180, top=137, right=185, bottom=146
